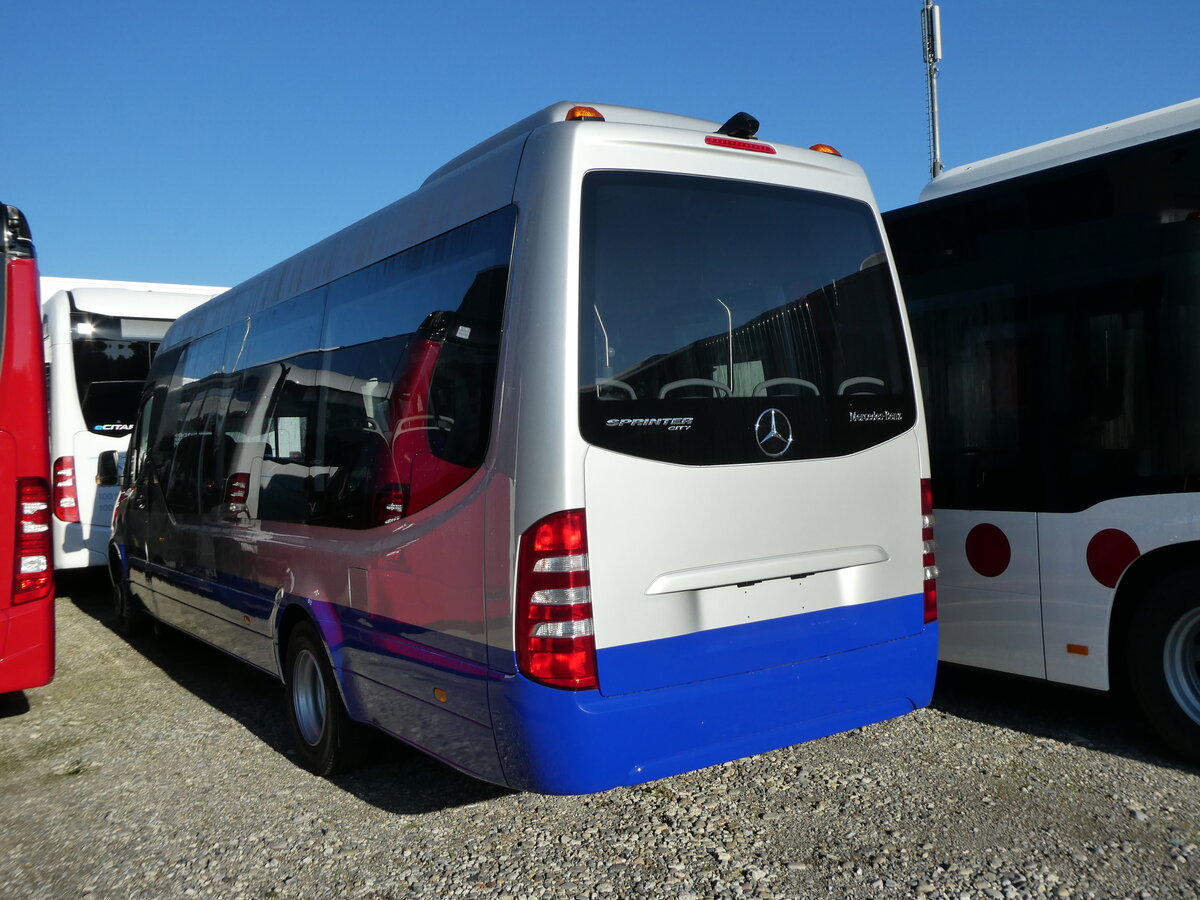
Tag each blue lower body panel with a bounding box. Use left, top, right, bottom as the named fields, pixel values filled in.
left=489, top=605, right=937, bottom=794
left=131, top=554, right=936, bottom=794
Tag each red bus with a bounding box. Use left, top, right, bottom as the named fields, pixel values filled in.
left=0, top=202, right=54, bottom=693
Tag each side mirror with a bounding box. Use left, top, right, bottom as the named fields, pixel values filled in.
left=96, top=450, right=121, bottom=486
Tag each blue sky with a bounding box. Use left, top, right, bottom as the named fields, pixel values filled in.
left=9, top=1, right=1197, bottom=287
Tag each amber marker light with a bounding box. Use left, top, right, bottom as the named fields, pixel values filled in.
left=566, top=106, right=605, bottom=121
left=809, top=144, right=843, bottom=157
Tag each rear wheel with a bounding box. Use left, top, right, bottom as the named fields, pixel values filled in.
left=283, top=621, right=367, bottom=776
left=1127, top=570, right=1200, bottom=765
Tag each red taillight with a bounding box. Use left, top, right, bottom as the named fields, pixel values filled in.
left=52, top=456, right=79, bottom=523
left=531, top=511, right=586, bottom=553
left=516, top=509, right=597, bottom=690
left=14, top=478, right=52, bottom=601
left=921, top=478, right=938, bottom=623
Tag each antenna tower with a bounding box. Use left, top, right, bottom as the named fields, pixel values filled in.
left=922, top=0, right=944, bottom=179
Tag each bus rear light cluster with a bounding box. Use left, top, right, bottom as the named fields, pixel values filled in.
left=52, top=457, right=80, bottom=523
left=515, top=509, right=598, bottom=690
left=921, top=478, right=938, bottom=623
left=14, top=478, right=52, bottom=601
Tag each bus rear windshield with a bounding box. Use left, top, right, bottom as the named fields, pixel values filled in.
left=70, top=311, right=169, bottom=434
left=579, top=172, right=915, bottom=465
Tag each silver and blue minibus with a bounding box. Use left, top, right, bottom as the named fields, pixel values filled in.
left=112, top=103, right=938, bottom=793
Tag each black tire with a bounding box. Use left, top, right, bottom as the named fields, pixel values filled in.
left=1127, top=570, right=1200, bottom=765
left=283, top=621, right=368, bottom=776
left=111, top=569, right=150, bottom=637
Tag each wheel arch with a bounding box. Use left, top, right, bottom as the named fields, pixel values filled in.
left=274, top=602, right=357, bottom=713
left=275, top=600, right=372, bottom=773
left=275, top=602, right=317, bottom=677
left=106, top=540, right=126, bottom=584
left=1109, top=539, right=1200, bottom=690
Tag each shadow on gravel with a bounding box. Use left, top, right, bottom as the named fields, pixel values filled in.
left=63, top=572, right=512, bottom=815
left=932, top=662, right=1199, bottom=774
left=0, top=692, right=32, bottom=719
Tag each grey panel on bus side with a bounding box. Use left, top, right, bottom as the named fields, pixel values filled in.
left=162, top=135, right=527, bottom=355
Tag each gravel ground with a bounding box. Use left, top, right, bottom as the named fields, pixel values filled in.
left=1, top=572, right=1197, bottom=900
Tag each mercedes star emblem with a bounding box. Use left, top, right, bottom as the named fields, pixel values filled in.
left=754, top=408, right=794, bottom=458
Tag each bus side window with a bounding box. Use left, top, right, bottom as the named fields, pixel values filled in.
left=126, top=395, right=155, bottom=485
left=257, top=367, right=321, bottom=525
left=392, top=324, right=501, bottom=518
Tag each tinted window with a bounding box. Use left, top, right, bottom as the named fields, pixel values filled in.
left=148, top=335, right=226, bottom=516
left=888, top=129, right=1200, bottom=512
left=80, top=381, right=143, bottom=435
left=235, top=290, right=327, bottom=371
left=124, top=393, right=156, bottom=486
left=71, top=312, right=170, bottom=435
left=579, top=172, right=915, bottom=464
left=141, top=207, right=516, bottom=528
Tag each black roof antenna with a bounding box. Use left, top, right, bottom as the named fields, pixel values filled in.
left=715, top=112, right=760, bottom=140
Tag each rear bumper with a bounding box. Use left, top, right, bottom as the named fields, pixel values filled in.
left=0, top=596, right=56, bottom=693
left=489, top=617, right=937, bottom=794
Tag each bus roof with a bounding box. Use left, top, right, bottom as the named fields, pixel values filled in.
left=40, top=276, right=226, bottom=300
left=919, top=97, right=1200, bottom=203
left=163, top=101, right=860, bottom=354
left=46, top=286, right=223, bottom=320
left=421, top=102, right=724, bottom=187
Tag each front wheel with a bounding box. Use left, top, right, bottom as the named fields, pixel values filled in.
left=1127, top=571, right=1200, bottom=765
left=283, top=621, right=367, bottom=776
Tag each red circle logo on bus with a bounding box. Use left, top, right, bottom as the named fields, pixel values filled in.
left=1085, top=529, right=1140, bottom=589
left=965, top=523, right=1011, bottom=578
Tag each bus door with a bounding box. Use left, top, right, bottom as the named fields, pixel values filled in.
left=907, top=291, right=1047, bottom=678
left=1030, top=284, right=1155, bottom=688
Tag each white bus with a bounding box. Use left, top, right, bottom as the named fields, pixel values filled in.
left=885, top=98, right=1200, bottom=763
left=43, top=280, right=224, bottom=569
left=112, top=103, right=937, bottom=793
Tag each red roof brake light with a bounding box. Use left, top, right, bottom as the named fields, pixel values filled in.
left=706, top=111, right=777, bottom=155
left=704, top=135, right=777, bottom=155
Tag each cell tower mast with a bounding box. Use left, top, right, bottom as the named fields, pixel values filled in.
left=922, top=0, right=944, bottom=179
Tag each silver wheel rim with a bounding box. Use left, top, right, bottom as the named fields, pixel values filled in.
left=292, top=649, right=327, bottom=746
left=1164, top=606, right=1200, bottom=725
